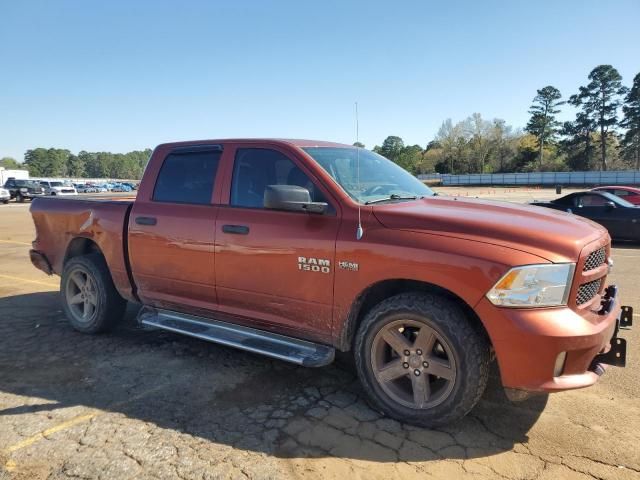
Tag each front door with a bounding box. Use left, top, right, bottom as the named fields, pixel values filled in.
left=128, top=145, right=223, bottom=313
left=214, top=145, right=340, bottom=343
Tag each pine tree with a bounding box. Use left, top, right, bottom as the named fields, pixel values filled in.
left=621, top=73, right=640, bottom=169
left=570, top=65, right=627, bottom=170
left=525, top=86, right=564, bottom=170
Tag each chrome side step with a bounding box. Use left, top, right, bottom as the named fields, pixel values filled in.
left=138, top=307, right=335, bottom=367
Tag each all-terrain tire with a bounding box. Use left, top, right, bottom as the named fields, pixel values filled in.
left=354, top=292, right=490, bottom=427
left=60, top=253, right=127, bottom=333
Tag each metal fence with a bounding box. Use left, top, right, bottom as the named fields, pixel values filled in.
left=418, top=170, right=640, bottom=186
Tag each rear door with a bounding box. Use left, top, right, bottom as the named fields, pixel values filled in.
left=214, top=144, right=341, bottom=343
left=128, top=145, right=225, bottom=314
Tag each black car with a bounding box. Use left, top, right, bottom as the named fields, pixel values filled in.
left=3, top=178, right=46, bottom=202
left=531, top=191, right=640, bottom=241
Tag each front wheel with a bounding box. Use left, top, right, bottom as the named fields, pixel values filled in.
left=2, top=200, right=8, bottom=204
left=354, top=292, right=491, bottom=427
left=60, top=253, right=126, bottom=333
left=16, top=193, right=24, bottom=203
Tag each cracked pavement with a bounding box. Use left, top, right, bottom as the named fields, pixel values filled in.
left=1, top=201, right=639, bottom=480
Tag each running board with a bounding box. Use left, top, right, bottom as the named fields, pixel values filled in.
left=138, top=308, right=335, bottom=367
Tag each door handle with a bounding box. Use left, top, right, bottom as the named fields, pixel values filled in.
left=222, top=224, right=249, bottom=235
left=135, top=216, right=157, bottom=226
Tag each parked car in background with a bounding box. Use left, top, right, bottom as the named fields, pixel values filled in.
left=122, top=182, right=138, bottom=190
left=531, top=191, right=640, bottom=241
left=3, top=179, right=45, bottom=202
left=591, top=186, right=640, bottom=205
left=0, top=187, right=10, bottom=204
left=94, top=184, right=109, bottom=193
left=110, top=183, right=131, bottom=192
left=75, top=184, right=97, bottom=193
left=39, top=181, right=78, bottom=196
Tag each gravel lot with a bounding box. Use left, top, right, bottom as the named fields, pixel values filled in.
left=1, top=191, right=639, bottom=480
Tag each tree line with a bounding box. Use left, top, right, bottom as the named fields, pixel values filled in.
left=2, top=65, right=639, bottom=178
left=1, top=149, right=152, bottom=179
left=368, top=65, right=639, bottom=174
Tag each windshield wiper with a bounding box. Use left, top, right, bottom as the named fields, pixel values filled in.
left=365, top=194, right=422, bottom=205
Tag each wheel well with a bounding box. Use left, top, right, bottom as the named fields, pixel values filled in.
left=64, top=237, right=103, bottom=264
left=338, top=279, right=490, bottom=352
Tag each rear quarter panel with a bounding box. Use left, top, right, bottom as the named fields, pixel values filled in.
left=30, top=197, right=135, bottom=301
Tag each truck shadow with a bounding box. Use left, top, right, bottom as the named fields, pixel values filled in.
left=0, top=291, right=547, bottom=463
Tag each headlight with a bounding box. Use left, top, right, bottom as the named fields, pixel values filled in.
left=20, top=187, right=28, bottom=192
left=486, top=264, right=575, bottom=308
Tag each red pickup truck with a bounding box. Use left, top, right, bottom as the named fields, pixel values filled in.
left=29, top=139, right=632, bottom=426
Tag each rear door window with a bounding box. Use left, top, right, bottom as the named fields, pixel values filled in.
left=153, top=149, right=221, bottom=205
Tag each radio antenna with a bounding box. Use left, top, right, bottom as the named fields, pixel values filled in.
left=355, top=102, right=363, bottom=240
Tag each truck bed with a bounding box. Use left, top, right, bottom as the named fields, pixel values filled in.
left=30, top=196, right=136, bottom=301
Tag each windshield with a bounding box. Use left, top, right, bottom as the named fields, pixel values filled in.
left=16, top=180, right=41, bottom=187
left=303, top=147, right=434, bottom=204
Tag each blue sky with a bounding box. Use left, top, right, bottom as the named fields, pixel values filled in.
left=1, top=0, right=639, bottom=161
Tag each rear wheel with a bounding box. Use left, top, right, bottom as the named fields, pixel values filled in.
left=2, top=200, right=8, bottom=204
left=354, top=292, right=490, bottom=427
left=60, top=253, right=126, bottom=333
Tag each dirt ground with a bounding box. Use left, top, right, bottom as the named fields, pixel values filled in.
left=0, top=191, right=639, bottom=480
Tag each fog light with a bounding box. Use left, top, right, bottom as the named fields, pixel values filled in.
left=554, top=352, right=567, bottom=377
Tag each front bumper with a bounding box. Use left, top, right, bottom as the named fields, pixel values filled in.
left=19, top=192, right=45, bottom=199
left=477, top=285, right=631, bottom=396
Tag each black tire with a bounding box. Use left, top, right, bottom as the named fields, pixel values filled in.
left=354, top=292, right=490, bottom=427
left=60, top=253, right=126, bottom=333
left=2, top=200, right=8, bottom=204
left=16, top=193, right=24, bottom=203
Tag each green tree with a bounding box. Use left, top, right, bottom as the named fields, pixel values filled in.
left=374, top=136, right=405, bottom=164
left=526, top=86, right=564, bottom=170
left=621, top=72, right=640, bottom=169
left=352, top=142, right=365, bottom=148
left=395, top=144, right=423, bottom=173
left=571, top=65, right=627, bottom=170
left=66, top=154, right=85, bottom=177
left=560, top=113, right=596, bottom=171
left=24, top=148, right=70, bottom=176
left=0, top=157, right=23, bottom=169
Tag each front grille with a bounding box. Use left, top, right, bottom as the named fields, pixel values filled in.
left=577, top=278, right=602, bottom=305
left=583, top=247, right=606, bottom=272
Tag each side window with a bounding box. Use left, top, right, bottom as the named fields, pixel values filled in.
left=579, top=194, right=607, bottom=207
left=231, top=148, right=328, bottom=209
left=614, top=190, right=629, bottom=197
left=153, top=150, right=221, bottom=205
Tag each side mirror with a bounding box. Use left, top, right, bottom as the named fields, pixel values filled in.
left=605, top=201, right=616, bottom=209
left=264, top=185, right=328, bottom=214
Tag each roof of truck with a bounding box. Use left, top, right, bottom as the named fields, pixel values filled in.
left=156, top=138, right=354, bottom=149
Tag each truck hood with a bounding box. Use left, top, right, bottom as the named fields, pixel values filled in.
left=372, top=196, right=607, bottom=262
